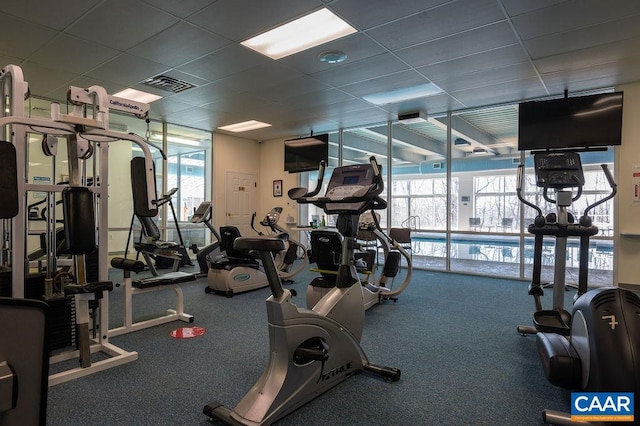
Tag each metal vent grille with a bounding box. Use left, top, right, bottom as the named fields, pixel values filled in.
left=142, top=75, right=197, bottom=93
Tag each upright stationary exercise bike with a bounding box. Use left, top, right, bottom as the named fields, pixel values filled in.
left=203, top=157, right=401, bottom=425
left=516, top=150, right=640, bottom=424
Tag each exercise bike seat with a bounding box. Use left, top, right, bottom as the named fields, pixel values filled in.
left=234, top=233, right=288, bottom=253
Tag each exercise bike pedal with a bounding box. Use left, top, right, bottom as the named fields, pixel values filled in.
left=364, top=363, right=401, bottom=382
left=203, top=402, right=243, bottom=425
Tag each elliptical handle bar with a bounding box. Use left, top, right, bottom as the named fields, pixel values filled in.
left=516, top=164, right=543, bottom=217
left=287, top=160, right=326, bottom=201
left=583, top=163, right=617, bottom=219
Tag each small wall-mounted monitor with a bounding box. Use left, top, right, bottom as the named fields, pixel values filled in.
left=518, top=92, right=623, bottom=151
left=284, top=133, right=329, bottom=173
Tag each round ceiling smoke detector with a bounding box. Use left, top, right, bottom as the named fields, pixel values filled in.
left=318, top=50, right=347, bottom=64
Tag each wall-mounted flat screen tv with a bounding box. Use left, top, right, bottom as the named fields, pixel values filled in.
left=284, top=133, right=329, bottom=173
left=518, top=92, right=623, bottom=151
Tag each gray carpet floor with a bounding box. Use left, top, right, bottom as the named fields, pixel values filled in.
left=46, top=264, right=575, bottom=425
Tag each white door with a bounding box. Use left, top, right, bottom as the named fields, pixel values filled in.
left=225, top=171, right=256, bottom=236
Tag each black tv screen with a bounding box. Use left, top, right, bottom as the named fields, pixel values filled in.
left=284, top=133, right=329, bottom=173
left=518, top=92, right=623, bottom=150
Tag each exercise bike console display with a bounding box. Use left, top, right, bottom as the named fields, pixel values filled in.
left=534, top=152, right=585, bottom=188
left=291, top=157, right=385, bottom=216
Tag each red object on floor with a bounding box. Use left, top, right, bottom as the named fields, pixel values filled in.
left=170, top=326, right=206, bottom=339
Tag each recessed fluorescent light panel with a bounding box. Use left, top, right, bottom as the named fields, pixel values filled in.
left=241, top=8, right=357, bottom=60
left=150, top=133, right=202, bottom=147
left=363, top=83, right=444, bottom=105
left=112, top=88, right=162, bottom=103
left=218, top=120, right=272, bottom=133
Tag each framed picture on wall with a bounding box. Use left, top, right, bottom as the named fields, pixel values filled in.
left=273, top=179, right=283, bottom=197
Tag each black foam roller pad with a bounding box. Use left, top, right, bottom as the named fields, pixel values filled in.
left=62, top=187, right=96, bottom=254
left=0, top=141, right=19, bottom=219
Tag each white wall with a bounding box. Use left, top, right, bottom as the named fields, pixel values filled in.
left=257, top=138, right=299, bottom=225
left=212, top=132, right=261, bottom=229
left=615, top=82, right=640, bottom=287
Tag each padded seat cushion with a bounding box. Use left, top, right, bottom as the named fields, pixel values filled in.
left=64, top=281, right=113, bottom=295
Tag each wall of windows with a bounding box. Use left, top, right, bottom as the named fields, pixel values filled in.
left=298, top=100, right=616, bottom=286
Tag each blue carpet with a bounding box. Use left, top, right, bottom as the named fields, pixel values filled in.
left=46, top=266, right=572, bottom=425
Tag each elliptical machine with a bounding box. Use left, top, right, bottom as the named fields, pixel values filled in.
left=190, top=201, right=223, bottom=276
left=252, top=206, right=308, bottom=282
left=203, top=157, right=401, bottom=425
left=516, top=150, right=640, bottom=424
left=305, top=209, right=412, bottom=310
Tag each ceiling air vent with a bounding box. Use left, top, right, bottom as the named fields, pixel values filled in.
left=142, top=75, right=197, bottom=93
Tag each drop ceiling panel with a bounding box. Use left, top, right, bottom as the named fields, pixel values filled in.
left=253, top=76, right=332, bottom=102
left=429, top=62, right=539, bottom=93
left=163, top=106, right=215, bottom=124
left=177, top=44, right=269, bottom=82
left=19, top=61, right=79, bottom=94
left=141, top=0, right=217, bottom=19
left=312, top=53, right=409, bottom=87
left=46, top=75, right=126, bottom=101
left=127, top=22, right=231, bottom=67
left=339, top=70, right=430, bottom=98
left=418, top=45, right=530, bottom=81
left=542, top=56, right=640, bottom=91
left=149, top=98, right=195, bottom=118
left=215, top=61, right=304, bottom=92
left=395, top=22, right=518, bottom=69
left=1, top=0, right=639, bottom=141
left=366, top=0, right=505, bottom=51
left=376, top=93, right=465, bottom=117
left=0, top=0, right=101, bottom=31
left=187, top=0, right=322, bottom=42
left=534, top=37, right=640, bottom=74
left=510, top=0, right=640, bottom=41
left=202, top=93, right=283, bottom=115
left=451, top=77, right=549, bottom=109
left=523, top=16, right=640, bottom=59
left=298, top=97, right=373, bottom=118
left=500, top=0, right=569, bottom=17
left=29, top=34, right=119, bottom=74
left=328, top=0, right=451, bottom=30
left=85, top=54, right=169, bottom=87
left=169, top=83, right=243, bottom=107
left=278, top=33, right=386, bottom=74
left=0, top=13, right=58, bottom=58
left=66, top=0, right=179, bottom=51
left=282, top=88, right=356, bottom=110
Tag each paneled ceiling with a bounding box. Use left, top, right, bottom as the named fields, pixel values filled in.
left=2, top=0, right=640, bottom=143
